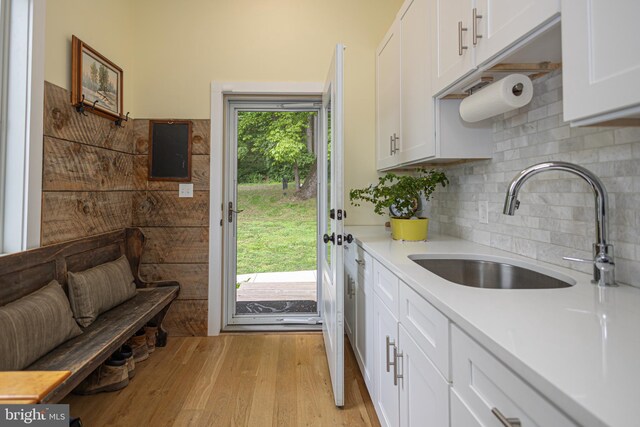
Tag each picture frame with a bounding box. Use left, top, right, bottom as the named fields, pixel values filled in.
left=71, top=35, right=124, bottom=120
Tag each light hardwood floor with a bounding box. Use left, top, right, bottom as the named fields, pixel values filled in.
left=63, top=333, right=379, bottom=427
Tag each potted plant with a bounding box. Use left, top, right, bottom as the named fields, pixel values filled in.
left=349, top=169, right=448, bottom=241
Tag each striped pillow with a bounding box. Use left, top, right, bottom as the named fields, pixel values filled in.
left=67, top=255, right=137, bottom=327
left=0, top=280, right=82, bottom=370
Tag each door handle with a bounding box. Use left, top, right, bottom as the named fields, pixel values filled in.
left=472, top=8, right=483, bottom=45
left=392, top=133, right=399, bottom=154
left=228, top=202, right=244, bottom=223
left=458, top=21, right=468, bottom=56
left=385, top=336, right=396, bottom=372
left=323, top=233, right=335, bottom=244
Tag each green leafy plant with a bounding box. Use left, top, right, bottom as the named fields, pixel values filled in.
left=349, top=169, right=448, bottom=219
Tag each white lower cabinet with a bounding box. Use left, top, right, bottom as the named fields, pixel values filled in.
left=356, top=249, right=579, bottom=427
left=373, top=259, right=451, bottom=427
left=344, top=243, right=356, bottom=342
left=451, top=325, right=577, bottom=427
left=398, top=325, right=449, bottom=427
left=374, top=293, right=400, bottom=427
left=355, top=248, right=374, bottom=389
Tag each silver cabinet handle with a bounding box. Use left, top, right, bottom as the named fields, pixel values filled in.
left=355, top=258, right=365, bottom=266
left=392, top=133, right=399, bottom=154
left=472, top=8, right=482, bottom=45
left=393, top=347, right=403, bottom=386
left=491, top=408, right=522, bottom=427
left=458, top=21, right=468, bottom=56
left=390, top=135, right=394, bottom=156
left=385, top=336, right=396, bottom=372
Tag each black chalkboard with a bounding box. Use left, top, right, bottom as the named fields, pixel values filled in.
left=148, top=120, right=192, bottom=181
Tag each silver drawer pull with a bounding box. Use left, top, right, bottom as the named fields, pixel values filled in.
left=491, top=408, right=521, bottom=427
left=385, top=336, right=395, bottom=372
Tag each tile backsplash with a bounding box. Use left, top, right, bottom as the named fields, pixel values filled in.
left=429, top=70, right=640, bottom=287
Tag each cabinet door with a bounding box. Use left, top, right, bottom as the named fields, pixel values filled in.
left=374, top=294, right=400, bottom=427
left=355, top=251, right=374, bottom=390
left=474, top=0, right=559, bottom=65
left=376, top=21, right=401, bottom=170
left=433, top=0, right=474, bottom=95
left=562, top=0, right=640, bottom=123
left=399, top=325, right=449, bottom=427
left=452, top=326, right=577, bottom=427
left=344, top=271, right=356, bottom=344
left=399, top=0, right=436, bottom=163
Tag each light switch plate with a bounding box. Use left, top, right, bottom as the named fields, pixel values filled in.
left=479, top=200, right=489, bottom=224
left=179, top=183, right=193, bottom=198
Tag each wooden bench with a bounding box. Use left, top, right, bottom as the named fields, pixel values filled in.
left=0, top=228, right=180, bottom=403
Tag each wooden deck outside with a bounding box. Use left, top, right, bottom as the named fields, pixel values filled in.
left=236, top=270, right=317, bottom=302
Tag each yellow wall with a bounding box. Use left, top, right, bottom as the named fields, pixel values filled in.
left=44, top=0, right=403, bottom=225
left=45, top=0, right=136, bottom=114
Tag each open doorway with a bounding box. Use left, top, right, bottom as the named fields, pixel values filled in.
left=225, top=99, right=322, bottom=328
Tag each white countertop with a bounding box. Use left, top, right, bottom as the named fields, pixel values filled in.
left=347, top=226, right=640, bottom=427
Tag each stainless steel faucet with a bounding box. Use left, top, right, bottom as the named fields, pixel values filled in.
left=503, top=161, right=617, bottom=287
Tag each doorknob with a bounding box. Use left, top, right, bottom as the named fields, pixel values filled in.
left=344, top=234, right=353, bottom=244
left=323, top=233, right=335, bottom=244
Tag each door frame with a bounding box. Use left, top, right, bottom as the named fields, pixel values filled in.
left=224, top=99, right=322, bottom=329
left=209, top=82, right=324, bottom=335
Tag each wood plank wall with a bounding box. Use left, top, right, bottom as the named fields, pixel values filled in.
left=42, top=82, right=136, bottom=245
left=41, top=82, right=210, bottom=336
left=131, top=119, right=210, bottom=337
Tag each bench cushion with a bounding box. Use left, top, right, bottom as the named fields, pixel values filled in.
left=0, top=281, right=82, bottom=371
left=28, top=285, right=178, bottom=403
left=68, top=255, right=137, bottom=327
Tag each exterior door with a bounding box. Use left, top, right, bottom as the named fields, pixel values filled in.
left=320, top=44, right=345, bottom=407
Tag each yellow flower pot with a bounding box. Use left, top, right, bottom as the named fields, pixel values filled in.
left=390, top=217, right=429, bottom=241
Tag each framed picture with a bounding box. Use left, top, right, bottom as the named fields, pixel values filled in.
left=71, top=35, right=124, bottom=120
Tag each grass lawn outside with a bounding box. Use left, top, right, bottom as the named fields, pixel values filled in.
left=236, top=183, right=317, bottom=276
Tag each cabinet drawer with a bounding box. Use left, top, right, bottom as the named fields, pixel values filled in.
left=450, top=388, right=481, bottom=427
left=452, top=326, right=577, bottom=427
left=399, top=283, right=450, bottom=380
left=373, top=260, right=399, bottom=315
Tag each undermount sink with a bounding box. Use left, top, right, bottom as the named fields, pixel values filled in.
left=409, top=255, right=575, bottom=289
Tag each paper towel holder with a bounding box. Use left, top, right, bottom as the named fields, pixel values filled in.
left=512, top=83, right=524, bottom=96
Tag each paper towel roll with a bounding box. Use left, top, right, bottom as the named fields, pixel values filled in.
left=459, top=74, right=533, bottom=123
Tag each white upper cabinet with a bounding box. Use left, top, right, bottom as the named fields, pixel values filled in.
left=376, top=21, right=401, bottom=170
left=432, top=0, right=559, bottom=96
left=400, top=0, right=436, bottom=162
left=433, top=0, right=475, bottom=95
left=377, top=0, right=492, bottom=170
left=474, top=0, right=559, bottom=65
left=562, top=0, right=640, bottom=125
